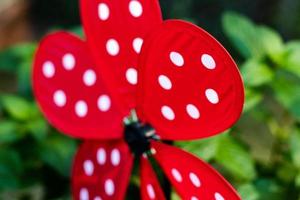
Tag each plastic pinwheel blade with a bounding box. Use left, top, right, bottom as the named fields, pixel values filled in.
left=137, top=20, right=244, bottom=140
left=151, top=141, right=241, bottom=200
left=140, top=156, right=166, bottom=200
left=72, top=140, right=134, bottom=200
left=33, top=32, right=124, bottom=139
left=80, top=0, right=163, bottom=114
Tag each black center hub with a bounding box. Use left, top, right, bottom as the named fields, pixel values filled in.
left=124, top=122, right=155, bottom=156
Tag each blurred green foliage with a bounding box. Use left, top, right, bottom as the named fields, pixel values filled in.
left=1, top=2, right=300, bottom=200
left=0, top=42, right=75, bottom=199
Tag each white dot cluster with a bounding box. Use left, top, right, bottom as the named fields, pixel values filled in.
left=79, top=148, right=122, bottom=199
left=170, top=167, right=226, bottom=200
left=97, top=1, right=145, bottom=86
left=42, top=53, right=112, bottom=118
left=159, top=51, right=220, bottom=121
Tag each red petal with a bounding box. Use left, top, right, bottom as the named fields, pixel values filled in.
left=137, top=20, right=244, bottom=140
left=151, top=141, right=241, bottom=200
left=33, top=32, right=124, bottom=139
left=80, top=0, right=163, bottom=114
left=72, top=140, right=134, bottom=200
left=140, top=156, right=166, bottom=200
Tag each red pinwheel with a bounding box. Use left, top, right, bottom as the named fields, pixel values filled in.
left=32, top=0, right=244, bottom=200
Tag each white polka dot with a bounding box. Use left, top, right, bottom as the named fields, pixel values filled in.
left=62, top=53, right=75, bottom=70
left=170, top=51, right=184, bottom=67
left=189, top=172, right=201, bottom=187
left=94, top=197, right=102, bottom=200
left=205, top=89, right=219, bottom=104
left=215, top=193, right=225, bottom=200
left=97, top=95, right=111, bottom=112
left=98, top=3, right=110, bottom=21
left=80, top=188, right=89, bottom=200
left=146, top=184, right=155, bottom=199
left=186, top=104, right=200, bottom=119
left=83, top=69, right=97, bottom=86
left=53, top=90, right=66, bottom=107
left=191, top=197, right=199, bottom=200
left=201, top=54, right=216, bottom=69
left=150, top=148, right=157, bottom=155
left=161, top=106, right=175, bottom=121
left=129, top=0, right=143, bottom=17
left=133, top=37, right=143, bottom=53
left=158, top=75, right=172, bottom=90
left=106, top=39, right=120, bottom=56
left=42, top=61, right=55, bottom=78
left=111, top=149, right=120, bottom=166
left=83, top=160, right=94, bottom=176
left=97, top=148, right=106, bottom=165
left=171, top=168, right=182, bottom=182
left=75, top=100, right=88, bottom=117
left=126, top=68, right=138, bottom=85
left=105, top=179, right=115, bottom=196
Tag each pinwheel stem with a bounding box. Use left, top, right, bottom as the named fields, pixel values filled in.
left=162, top=140, right=173, bottom=199
left=124, top=122, right=172, bottom=198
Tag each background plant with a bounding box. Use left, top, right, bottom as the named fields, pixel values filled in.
left=1, top=0, right=300, bottom=199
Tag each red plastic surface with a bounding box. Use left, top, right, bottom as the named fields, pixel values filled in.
left=140, top=156, right=166, bottom=200
left=152, top=141, right=241, bottom=200
left=33, top=32, right=124, bottom=139
left=137, top=20, right=244, bottom=140
left=72, top=140, right=133, bottom=200
left=81, top=0, right=163, bottom=115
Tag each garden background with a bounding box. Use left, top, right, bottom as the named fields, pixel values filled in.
left=1, top=0, right=300, bottom=199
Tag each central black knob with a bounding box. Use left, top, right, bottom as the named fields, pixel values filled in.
left=124, top=122, right=154, bottom=156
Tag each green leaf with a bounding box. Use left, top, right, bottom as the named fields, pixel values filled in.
left=222, top=12, right=264, bottom=59
left=290, top=129, right=300, bottom=168
left=39, top=133, right=77, bottom=177
left=238, top=184, right=259, bottom=200
left=0, top=43, right=36, bottom=72
left=257, top=26, right=284, bottom=62
left=281, top=41, right=300, bottom=78
left=1, top=95, right=34, bottom=121
left=241, top=59, right=274, bottom=87
left=26, top=118, right=49, bottom=141
left=244, top=88, right=263, bottom=112
left=295, top=172, right=300, bottom=187
left=223, top=12, right=284, bottom=61
left=177, top=136, right=219, bottom=162
left=8, top=43, right=36, bottom=59
left=0, top=121, right=23, bottom=143
left=215, top=134, right=256, bottom=181
left=271, top=71, right=300, bottom=120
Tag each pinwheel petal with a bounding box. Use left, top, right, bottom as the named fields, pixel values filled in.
left=137, top=20, right=244, bottom=140
left=80, top=0, right=163, bottom=114
left=140, top=156, right=166, bottom=200
left=72, top=140, right=134, bottom=200
left=151, top=141, right=241, bottom=200
left=33, top=32, right=124, bottom=139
